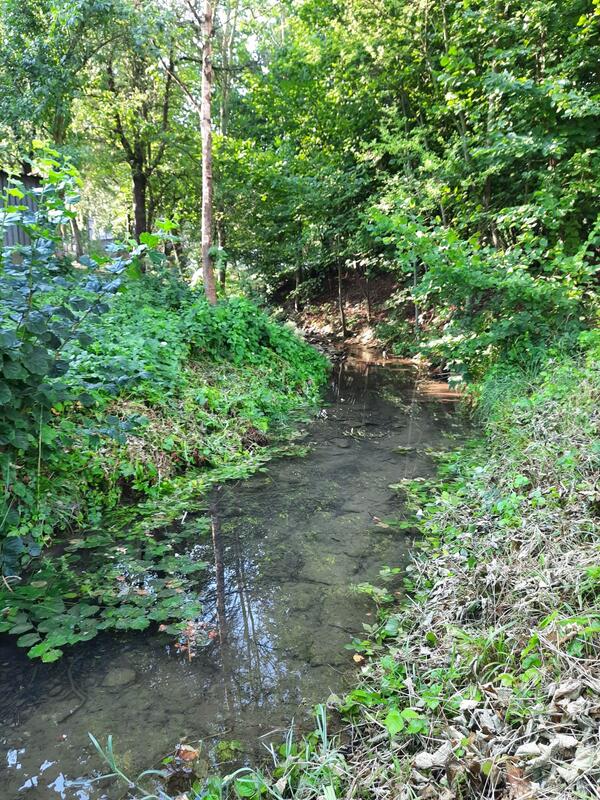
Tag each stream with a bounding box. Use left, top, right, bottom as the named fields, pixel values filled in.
left=0, top=351, right=463, bottom=799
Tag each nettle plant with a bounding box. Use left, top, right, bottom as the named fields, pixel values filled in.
left=0, top=155, right=129, bottom=574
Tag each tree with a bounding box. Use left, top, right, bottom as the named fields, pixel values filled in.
left=0, top=0, right=124, bottom=146
left=191, top=0, right=218, bottom=303
left=95, top=15, right=178, bottom=241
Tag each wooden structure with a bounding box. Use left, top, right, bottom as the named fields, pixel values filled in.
left=0, top=169, right=39, bottom=247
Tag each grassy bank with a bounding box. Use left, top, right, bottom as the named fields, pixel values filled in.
left=225, top=344, right=596, bottom=800
left=1, top=268, right=328, bottom=661
left=116, top=343, right=598, bottom=800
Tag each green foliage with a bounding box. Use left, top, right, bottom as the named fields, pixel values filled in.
left=186, top=296, right=327, bottom=386
left=372, top=211, right=599, bottom=377
left=0, top=517, right=210, bottom=661
left=91, top=705, right=346, bottom=800
left=0, top=0, right=126, bottom=143
left=214, top=0, right=600, bottom=372
left=0, top=154, right=129, bottom=570
left=0, top=167, right=328, bottom=658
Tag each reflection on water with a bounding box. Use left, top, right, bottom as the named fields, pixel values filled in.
left=0, top=355, right=463, bottom=799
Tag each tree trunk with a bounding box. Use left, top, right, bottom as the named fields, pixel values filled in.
left=71, top=217, right=84, bottom=259
left=294, top=265, right=303, bottom=312
left=337, top=261, right=347, bottom=338
left=191, top=0, right=217, bottom=304
left=217, top=215, right=227, bottom=291
left=132, top=170, right=148, bottom=242
left=174, top=240, right=188, bottom=275
left=413, top=263, right=420, bottom=335
left=364, top=274, right=372, bottom=324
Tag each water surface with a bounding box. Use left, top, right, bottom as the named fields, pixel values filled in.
left=0, top=353, right=462, bottom=799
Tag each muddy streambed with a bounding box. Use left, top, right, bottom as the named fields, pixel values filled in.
left=1, top=353, right=463, bottom=799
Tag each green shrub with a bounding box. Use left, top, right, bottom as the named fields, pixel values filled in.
left=0, top=166, right=328, bottom=660
left=370, top=209, right=599, bottom=379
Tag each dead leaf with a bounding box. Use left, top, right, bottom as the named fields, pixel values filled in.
left=553, top=679, right=582, bottom=702
left=565, top=696, right=587, bottom=717
left=551, top=733, right=578, bottom=751
left=372, top=517, right=391, bottom=528
left=506, top=762, right=534, bottom=799
left=414, top=742, right=453, bottom=771
left=353, top=654, right=365, bottom=664
left=176, top=744, right=199, bottom=762
left=515, top=743, right=541, bottom=759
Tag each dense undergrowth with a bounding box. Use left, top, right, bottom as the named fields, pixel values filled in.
left=0, top=163, right=328, bottom=661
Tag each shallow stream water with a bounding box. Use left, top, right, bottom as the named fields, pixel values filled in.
left=1, top=351, right=462, bottom=799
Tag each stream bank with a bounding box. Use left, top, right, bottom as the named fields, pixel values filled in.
left=1, top=350, right=463, bottom=799
left=253, top=354, right=600, bottom=800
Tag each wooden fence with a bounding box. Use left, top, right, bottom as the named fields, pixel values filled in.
left=0, top=171, right=39, bottom=247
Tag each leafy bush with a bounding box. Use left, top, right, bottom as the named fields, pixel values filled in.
left=186, top=295, right=327, bottom=384
left=0, top=155, right=129, bottom=571
left=0, top=164, right=328, bottom=659
left=371, top=208, right=599, bottom=378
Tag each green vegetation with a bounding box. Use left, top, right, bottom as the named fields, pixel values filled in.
left=1, top=0, right=600, bottom=798
left=0, top=158, right=327, bottom=660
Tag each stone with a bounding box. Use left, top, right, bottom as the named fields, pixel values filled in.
left=102, top=667, right=136, bottom=688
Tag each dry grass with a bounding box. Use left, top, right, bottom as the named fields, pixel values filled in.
left=328, top=362, right=600, bottom=799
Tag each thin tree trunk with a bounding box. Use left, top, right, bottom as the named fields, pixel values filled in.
left=219, top=0, right=239, bottom=135
left=365, top=275, right=372, bottom=323
left=337, top=261, right=347, bottom=338
left=191, top=0, right=217, bottom=304
left=217, top=216, right=227, bottom=291
left=294, top=264, right=303, bottom=312
left=174, top=240, right=188, bottom=275
left=413, top=263, right=420, bottom=335
left=132, top=170, right=148, bottom=242
left=71, top=217, right=84, bottom=259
